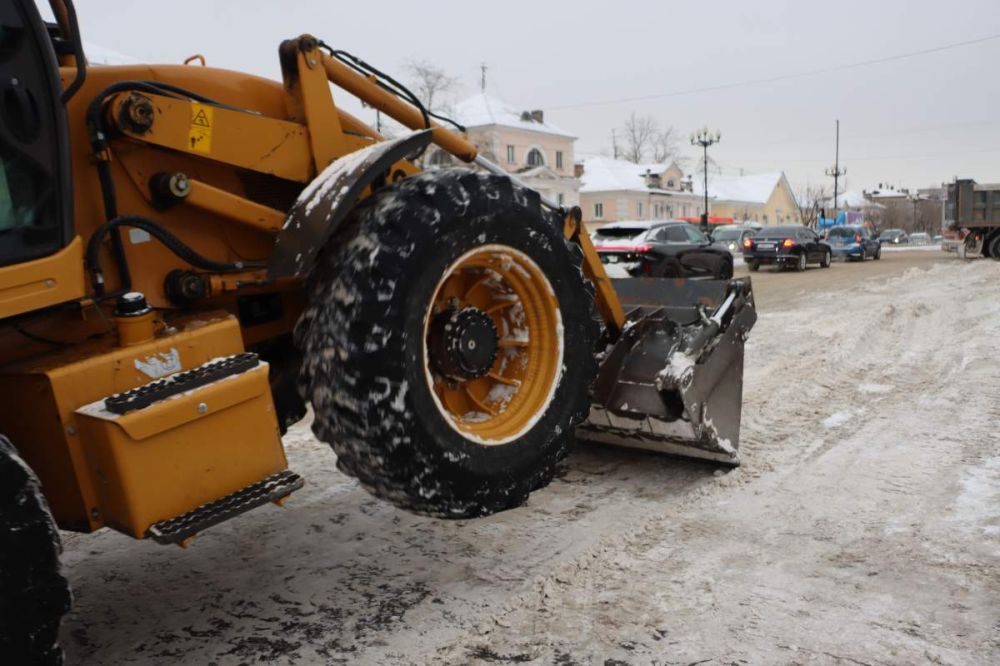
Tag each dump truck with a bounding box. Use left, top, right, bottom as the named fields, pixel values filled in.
left=945, top=179, right=1000, bottom=259
left=0, top=1, right=756, bottom=661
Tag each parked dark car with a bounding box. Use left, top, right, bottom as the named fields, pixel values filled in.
left=592, top=221, right=734, bottom=279
left=879, top=228, right=909, bottom=245
left=827, top=225, right=881, bottom=261
left=742, top=225, right=832, bottom=272
left=710, top=224, right=757, bottom=254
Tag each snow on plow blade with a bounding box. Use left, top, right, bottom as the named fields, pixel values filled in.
left=578, top=277, right=757, bottom=466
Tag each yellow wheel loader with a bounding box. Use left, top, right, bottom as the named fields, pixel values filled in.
left=0, top=1, right=756, bottom=660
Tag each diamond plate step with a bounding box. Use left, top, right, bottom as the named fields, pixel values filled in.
left=147, top=470, right=304, bottom=545
left=105, top=352, right=260, bottom=415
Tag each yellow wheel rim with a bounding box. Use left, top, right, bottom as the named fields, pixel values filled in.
left=422, top=244, right=564, bottom=445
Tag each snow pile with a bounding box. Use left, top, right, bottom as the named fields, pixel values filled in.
left=881, top=244, right=947, bottom=253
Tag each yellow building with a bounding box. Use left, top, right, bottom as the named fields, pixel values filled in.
left=692, top=172, right=801, bottom=226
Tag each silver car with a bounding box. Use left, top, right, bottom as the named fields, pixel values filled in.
left=710, top=225, right=757, bottom=254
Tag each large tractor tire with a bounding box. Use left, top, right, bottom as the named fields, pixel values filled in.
left=0, top=436, right=71, bottom=665
left=988, top=232, right=1000, bottom=261
left=296, top=170, right=600, bottom=517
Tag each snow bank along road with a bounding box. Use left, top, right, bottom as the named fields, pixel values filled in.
left=60, top=252, right=999, bottom=665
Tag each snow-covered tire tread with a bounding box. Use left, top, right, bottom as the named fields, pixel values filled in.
left=295, top=169, right=600, bottom=518
left=0, top=436, right=71, bottom=666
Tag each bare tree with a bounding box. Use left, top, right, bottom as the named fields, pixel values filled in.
left=795, top=183, right=830, bottom=228
left=652, top=127, right=680, bottom=164
left=621, top=112, right=659, bottom=163
left=880, top=202, right=907, bottom=231
left=404, top=59, right=458, bottom=113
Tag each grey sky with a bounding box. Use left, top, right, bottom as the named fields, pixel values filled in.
left=74, top=0, right=1000, bottom=193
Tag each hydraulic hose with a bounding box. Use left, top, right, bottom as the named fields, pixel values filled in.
left=86, top=216, right=265, bottom=296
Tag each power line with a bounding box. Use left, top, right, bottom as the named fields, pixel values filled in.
left=731, top=146, right=1000, bottom=165
left=755, top=117, right=1000, bottom=150
left=547, top=33, right=1000, bottom=111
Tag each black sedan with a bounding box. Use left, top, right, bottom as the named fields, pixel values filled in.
left=878, top=228, right=909, bottom=245
left=593, top=221, right=734, bottom=279
left=742, top=225, right=832, bottom=272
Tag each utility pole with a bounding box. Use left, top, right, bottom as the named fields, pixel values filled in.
left=611, top=128, right=619, bottom=159
left=825, top=119, right=846, bottom=217
left=480, top=63, right=488, bottom=93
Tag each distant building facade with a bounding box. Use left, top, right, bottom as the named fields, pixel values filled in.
left=429, top=93, right=581, bottom=207
left=691, top=172, right=801, bottom=226
left=577, top=157, right=701, bottom=226
left=862, top=185, right=945, bottom=233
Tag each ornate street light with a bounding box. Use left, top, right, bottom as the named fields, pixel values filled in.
left=690, top=127, right=721, bottom=230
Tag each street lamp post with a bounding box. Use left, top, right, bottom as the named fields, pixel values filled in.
left=690, top=127, right=721, bottom=231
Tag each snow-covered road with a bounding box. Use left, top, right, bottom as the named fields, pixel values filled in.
left=60, top=255, right=999, bottom=665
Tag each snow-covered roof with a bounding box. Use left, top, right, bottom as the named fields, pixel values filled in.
left=828, top=190, right=883, bottom=209
left=691, top=172, right=785, bottom=204
left=452, top=93, right=574, bottom=138
left=578, top=156, right=682, bottom=194
left=867, top=189, right=909, bottom=199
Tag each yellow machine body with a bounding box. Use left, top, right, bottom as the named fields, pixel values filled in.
left=0, top=315, right=276, bottom=533
left=0, top=13, right=628, bottom=542
left=75, top=360, right=286, bottom=539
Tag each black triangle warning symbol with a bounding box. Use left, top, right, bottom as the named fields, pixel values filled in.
left=192, top=109, right=211, bottom=128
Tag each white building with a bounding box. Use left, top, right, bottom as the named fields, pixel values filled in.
left=577, top=156, right=701, bottom=226
left=427, top=93, right=581, bottom=207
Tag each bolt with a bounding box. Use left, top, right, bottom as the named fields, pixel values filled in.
left=10, top=77, right=18, bottom=86
left=197, top=403, right=208, bottom=414
left=90, top=508, right=99, bottom=518
left=125, top=94, right=155, bottom=132
left=468, top=340, right=476, bottom=350
left=66, top=425, right=76, bottom=436
left=45, top=279, right=55, bottom=288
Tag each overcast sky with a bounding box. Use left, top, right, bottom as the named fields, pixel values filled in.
left=73, top=0, right=1000, bottom=194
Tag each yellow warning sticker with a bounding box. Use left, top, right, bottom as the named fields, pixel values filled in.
left=188, top=103, right=213, bottom=154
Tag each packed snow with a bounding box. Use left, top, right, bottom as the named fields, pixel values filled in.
left=59, top=254, right=1000, bottom=664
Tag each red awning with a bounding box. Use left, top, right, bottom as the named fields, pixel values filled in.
left=676, top=216, right=735, bottom=226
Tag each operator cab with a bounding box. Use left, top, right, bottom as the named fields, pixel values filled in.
left=0, top=0, right=73, bottom=266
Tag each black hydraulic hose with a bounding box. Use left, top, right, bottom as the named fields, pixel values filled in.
left=93, top=160, right=132, bottom=293
left=85, top=80, right=250, bottom=152
left=83, top=81, right=256, bottom=297
left=85, top=81, right=184, bottom=150
left=86, top=216, right=265, bottom=296
left=318, top=42, right=467, bottom=136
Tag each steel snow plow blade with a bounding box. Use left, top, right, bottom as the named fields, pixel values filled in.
left=578, top=277, right=757, bottom=466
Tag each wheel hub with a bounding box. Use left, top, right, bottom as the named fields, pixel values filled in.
left=428, top=307, right=499, bottom=381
